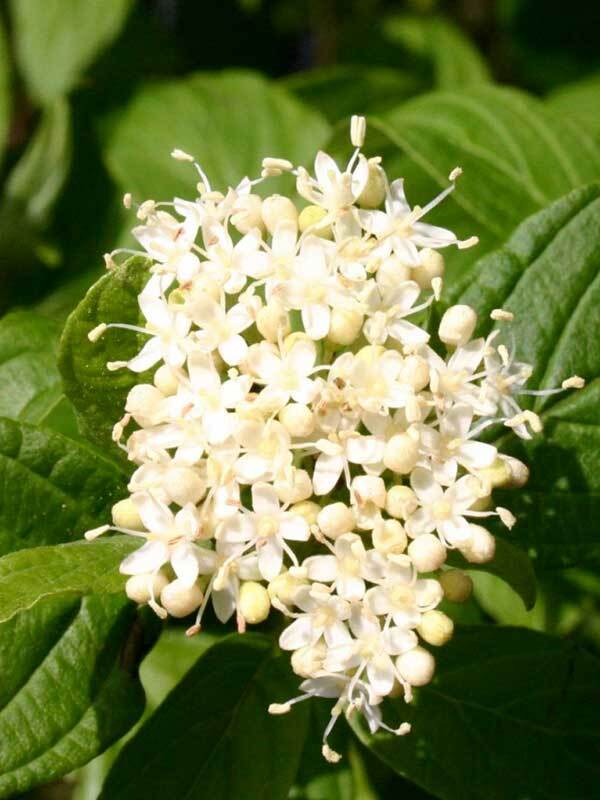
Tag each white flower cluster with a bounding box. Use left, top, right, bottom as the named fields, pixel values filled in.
left=86, top=117, right=584, bottom=761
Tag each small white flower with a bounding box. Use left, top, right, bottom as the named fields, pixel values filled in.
left=303, top=533, right=387, bottom=600
left=279, top=585, right=352, bottom=650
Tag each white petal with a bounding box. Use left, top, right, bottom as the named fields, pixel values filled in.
left=301, top=304, right=330, bottom=340
left=304, top=555, right=338, bottom=582
left=410, top=467, right=443, bottom=504
left=313, top=452, right=345, bottom=495
left=212, top=586, right=236, bottom=622
left=252, top=482, right=280, bottom=516
left=279, top=514, right=310, bottom=542
left=119, top=540, right=169, bottom=575
left=170, top=542, right=200, bottom=586
left=219, top=334, right=248, bottom=366
left=279, top=616, right=316, bottom=650
left=258, top=538, right=283, bottom=581
left=128, top=337, right=163, bottom=373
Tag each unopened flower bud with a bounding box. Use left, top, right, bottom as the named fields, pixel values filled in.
left=279, top=403, right=314, bottom=437
left=153, top=364, right=179, bottom=395
left=274, top=468, right=312, bottom=504
left=377, top=255, right=412, bottom=287
left=112, top=498, right=144, bottom=530
left=401, top=355, right=430, bottom=392
left=476, top=457, right=512, bottom=489
left=358, top=158, right=386, bottom=208
left=261, top=196, right=298, bottom=234
left=383, top=433, right=419, bottom=474
left=125, top=384, right=165, bottom=426
left=396, top=647, right=435, bottom=686
left=459, top=525, right=495, bottom=563
left=372, top=518, right=407, bottom=555
left=160, top=579, right=203, bottom=618
left=231, top=194, right=264, bottom=234
left=163, top=466, right=206, bottom=506
left=439, top=305, right=477, bottom=347
left=386, top=485, right=418, bottom=520
left=268, top=571, right=307, bottom=606
left=499, top=455, right=530, bottom=488
left=407, top=534, right=446, bottom=572
left=418, top=610, right=454, bottom=646
left=327, top=308, right=364, bottom=345
left=290, top=501, right=321, bottom=526
left=439, top=568, right=473, bottom=602
left=239, top=581, right=271, bottom=624
left=125, top=572, right=169, bottom=604
left=298, top=205, right=332, bottom=238
left=256, top=302, right=290, bottom=343
left=317, top=502, right=356, bottom=539
left=412, top=248, right=444, bottom=289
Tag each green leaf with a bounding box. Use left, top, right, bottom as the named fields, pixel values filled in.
left=281, top=65, right=424, bottom=122
left=547, top=73, right=600, bottom=137
left=449, top=183, right=600, bottom=568
left=100, top=70, right=330, bottom=201
left=384, top=15, right=491, bottom=88
left=448, top=537, right=537, bottom=611
left=371, top=85, right=600, bottom=281
left=355, top=626, right=600, bottom=800
left=4, top=97, right=72, bottom=228
left=0, top=417, right=128, bottom=557
left=0, top=15, right=11, bottom=163
left=0, top=593, right=147, bottom=798
left=0, top=537, right=135, bottom=624
left=58, top=255, right=152, bottom=453
left=0, top=311, right=77, bottom=434
left=9, top=0, right=134, bottom=104
left=99, top=634, right=309, bottom=800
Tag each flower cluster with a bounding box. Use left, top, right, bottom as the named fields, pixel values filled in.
left=86, top=117, right=583, bottom=761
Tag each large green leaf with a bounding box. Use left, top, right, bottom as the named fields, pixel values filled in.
left=58, top=255, right=152, bottom=453
left=0, top=537, right=135, bottom=624
left=356, top=626, right=600, bottom=800
left=0, top=312, right=77, bottom=434
left=0, top=593, right=147, bottom=798
left=99, top=634, right=309, bottom=800
left=0, top=16, right=10, bottom=163
left=384, top=15, right=491, bottom=88
left=448, top=183, right=600, bottom=569
left=100, top=70, right=330, bottom=202
left=0, top=417, right=127, bottom=557
left=9, top=0, right=134, bottom=104
left=547, top=74, right=600, bottom=137
left=370, top=85, right=600, bottom=281
left=281, top=65, right=424, bottom=122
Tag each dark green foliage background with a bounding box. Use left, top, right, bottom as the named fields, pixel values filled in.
left=0, top=1, right=599, bottom=799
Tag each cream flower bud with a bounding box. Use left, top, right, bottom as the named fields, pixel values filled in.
left=401, top=355, right=430, bottom=392
left=459, top=524, right=495, bottom=563
left=475, top=457, right=512, bottom=489
left=407, top=534, right=447, bottom=572
left=112, top=498, right=144, bottom=530
left=290, top=641, right=327, bottom=678
left=153, top=364, right=179, bottom=396
left=125, top=384, right=165, bottom=426
left=327, top=308, right=364, bottom=345
left=376, top=255, right=412, bottom=287
left=383, top=433, right=419, bottom=474
left=317, top=502, right=356, bottom=539
left=438, top=305, right=477, bottom=347
left=352, top=475, right=386, bottom=508
left=412, top=248, right=445, bottom=289
left=274, top=468, right=313, bottom=504
left=239, top=581, right=271, bottom=624
left=439, top=569, right=473, bottom=602
left=160, top=579, right=203, bottom=618
left=418, top=610, right=454, bottom=646
left=500, top=455, right=530, bottom=488
left=256, top=302, right=290, bottom=343
left=396, top=647, right=435, bottom=686
left=386, top=485, right=418, bottom=520
left=358, top=158, right=386, bottom=208
left=231, top=194, right=264, bottom=234
left=268, top=571, right=307, bottom=606
left=125, top=572, right=169, bottom=604
left=279, top=403, right=314, bottom=437
left=163, top=466, right=206, bottom=506
left=290, top=501, right=321, bottom=526
left=298, top=205, right=332, bottom=238
left=261, top=195, right=298, bottom=234
left=372, top=518, right=407, bottom=555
